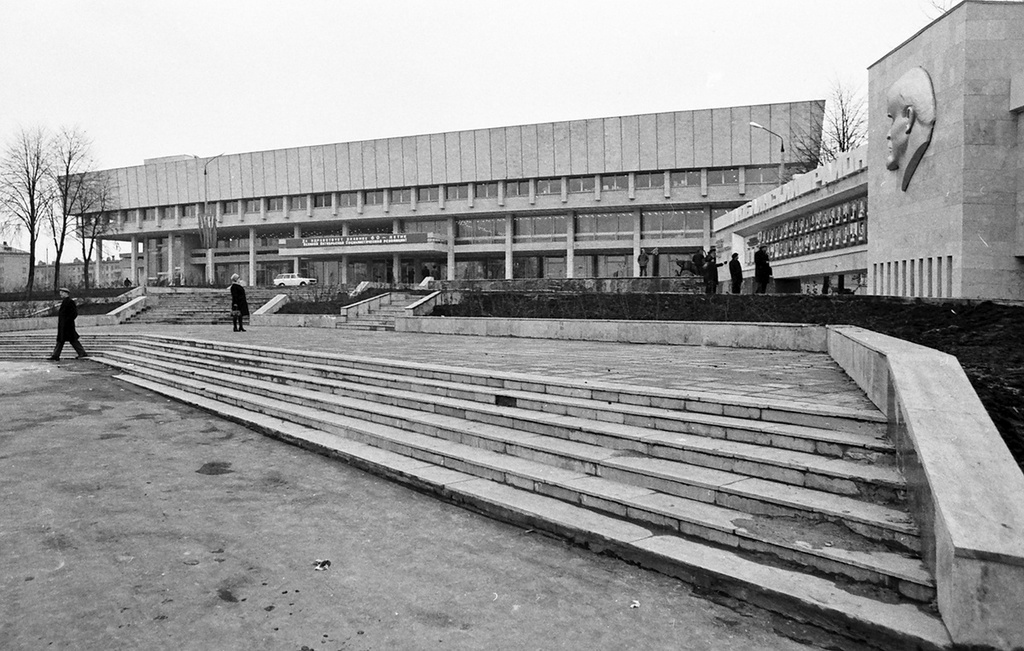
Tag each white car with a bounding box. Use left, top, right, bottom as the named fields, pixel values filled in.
left=273, top=273, right=317, bottom=287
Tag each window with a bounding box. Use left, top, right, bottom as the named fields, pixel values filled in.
left=222, top=201, right=239, bottom=214
left=245, top=199, right=261, bottom=213
left=567, top=176, right=595, bottom=193
left=364, top=190, right=384, bottom=205
left=574, top=212, right=633, bottom=241
left=391, top=188, right=411, bottom=204
left=641, top=209, right=705, bottom=238
left=182, top=204, right=197, bottom=217
left=445, top=184, right=469, bottom=201
left=706, top=168, right=739, bottom=186
left=337, top=192, right=357, bottom=207
left=514, top=214, right=566, bottom=242
left=455, top=217, right=503, bottom=243
left=313, top=193, right=331, bottom=208
left=670, top=170, right=701, bottom=188
left=267, top=197, right=284, bottom=211
left=290, top=195, right=307, bottom=210
left=143, top=207, right=157, bottom=221
left=601, top=174, right=628, bottom=191
left=505, top=180, right=530, bottom=197
left=744, top=166, right=779, bottom=185
left=403, top=219, right=448, bottom=237
left=475, top=182, right=498, bottom=199
left=417, top=186, right=439, bottom=203
left=634, top=172, right=662, bottom=190
left=535, top=178, right=560, bottom=195
left=349, top=224, right=392, bottom=235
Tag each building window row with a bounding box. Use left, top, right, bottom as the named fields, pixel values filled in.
left=126, top=166, right=764, bottom=226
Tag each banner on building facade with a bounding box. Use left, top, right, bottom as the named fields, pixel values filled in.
left=279, top=233, right=429, bottom=248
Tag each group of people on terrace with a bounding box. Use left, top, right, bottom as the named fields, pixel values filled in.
left=637, top=246, right=772, bottom=295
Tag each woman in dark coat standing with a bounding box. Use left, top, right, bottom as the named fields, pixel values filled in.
left=230, top=274, right=249, bottom=332
left=49, top=287, right=88, bottom=360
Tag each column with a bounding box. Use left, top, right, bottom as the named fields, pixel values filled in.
left=391, top=253, right=400, bottom=285
left=260, top=198, right=267, bottom=222
left=566, top=211, right=575, bottom=279
left=166, top=234, right=174, bottom=283
left=95, top=239, right=103, bottom=287
left=633, top=210, right=642, bottom=276
left=504, top=214, right=514, bottom=279
left=340, top=222, right=350, bottom=285
left=131, top=237, right=139, bottom=285
left=293, top=225, right=301, bottom=274
left=143, top=238, right=151, bottom=285
left=248, top=226, right=257, bottom=286
left=446, top=216, right=456, bottom=280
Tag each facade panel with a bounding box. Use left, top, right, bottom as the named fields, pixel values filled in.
left=749, top=104, right=773, bottom=163
left=569, top=120, right=588, bottom=175
left=348, top=142, right=365, bottom=189
left=604, top=117, right=622, bottom=171
left=415, top=135, right=432, bottom=185
left=283, top=149, right=298, bottom=194
left=521, top=124, right=539, bottom=178
left=402, top=136, right=418, bottom=187
left=430, top=133, right=447, bottom=184
left=505, top=126, right=524, bottom=179
left=656, top=113, right=676, bottom=170
left=235, top=154, right=252, bottom=199
left=333, top=143, right=350, bottom=190
left=310, top=145, right=326, bottom=193
left=586, top=119, right=604, bottom=173
left=536, top=123, right=555, bottom=177
left=675, top=112, right=695, bottom=169
left=295, top=147, right=312, bottom=194
left=768, top=104, right=791, bottom=165
left=692, top=110, right=714, bottom=167
left=444, top=132, right=462, bottom=183
left=712, top=107, right=733, bottom=167
left=370, top=140, right=386, bottom=188
left=730, top=106, right=752, bottom=166
left=638, top=113, right=658, bottom=170
left=489, top=128, right=506, bottom=179
left=553, top=121, right=571, bottom=176
left=475, top=129, right=492, bottom=181
left=386, top=138, right=403, bottom=187
left=459, top=131, right=476, bottom=182
left=120, top=168, right=134, bottom=207
left=621, top=115, right=640, bottom=171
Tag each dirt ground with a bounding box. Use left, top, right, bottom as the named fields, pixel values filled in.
left=434, top=293, right=1024, bottom=473
left=0, top=361, right=819, bottom=651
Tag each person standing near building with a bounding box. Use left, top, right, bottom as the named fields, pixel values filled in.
left=754, top=245, right=772, bottom=294
left=230, top=274, right=249, bottom=332
left=49, top=288, right=88, bottom=361
left=729, top=253, right=743, bottom=294
left=703, top=247, right=724, bottom=295
left=637, top=249, right=649, bottom=276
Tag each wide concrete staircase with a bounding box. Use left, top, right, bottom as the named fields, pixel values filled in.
left=0, top=332, right=952, bottom=650
left=337, top=291, right=425, bottom=331
left=122, top=288, right=281, bottom=325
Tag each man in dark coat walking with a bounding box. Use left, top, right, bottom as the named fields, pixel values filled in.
left=49, top=288, right=88, bottom=361
left=230, top=274, right=249, bottom=332
left=729, top=253, right=743, bottom=294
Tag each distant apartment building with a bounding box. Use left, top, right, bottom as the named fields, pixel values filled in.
left=0, top=242, right=30, bottom=292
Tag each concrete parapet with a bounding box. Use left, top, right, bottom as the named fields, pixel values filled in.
left=251, top=314, right=343, bottom=328
left=253, top=294, right=289, bottom=316
left=827, top=325, right=1024, bottom=649
left=395, top=316, right=828, bottom=351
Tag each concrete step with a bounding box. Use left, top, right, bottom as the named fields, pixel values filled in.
left=107, top=370, right=951, bottom=651
left=117, top=342, right=902, bottom=499
left=100, top=348, right=920, bottom=553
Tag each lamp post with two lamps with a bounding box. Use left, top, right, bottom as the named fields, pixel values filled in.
left=749, top=121, right=786, bottom=187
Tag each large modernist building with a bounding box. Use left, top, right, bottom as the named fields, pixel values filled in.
left=89, top=101, right=823, bottom=287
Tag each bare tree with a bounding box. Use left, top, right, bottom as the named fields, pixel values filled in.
left=0, top=127, right=53, bottom=293
left=74, top=173, right=116, bottom=289
left=791, top=80, right=867, bottom=174
left=50, top=126, right=98, bottom=293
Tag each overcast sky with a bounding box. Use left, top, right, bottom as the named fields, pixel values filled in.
left=2, top=0, right=944, bottom=258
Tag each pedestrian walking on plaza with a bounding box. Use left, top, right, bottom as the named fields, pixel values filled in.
left=754, top=245, right=772, bottom=294
left=703, top=248, right=724, bottom=295
left=729, top=253, right=743, bottom=294
left=637, top=249, right=649, bottom=276
left=230, top=274, right=249, bottom=332
left=49, top=287, right=88, bottom=361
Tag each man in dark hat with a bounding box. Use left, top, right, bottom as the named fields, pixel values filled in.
left=49, top=288, right=88, bottom=361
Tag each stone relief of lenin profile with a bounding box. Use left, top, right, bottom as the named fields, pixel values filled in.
left=885, top=67, right=936, bottom=191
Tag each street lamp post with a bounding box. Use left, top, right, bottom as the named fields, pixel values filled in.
left=749, top=122, right=785, bottom=186
left=197, top=153, right=225, bottom=284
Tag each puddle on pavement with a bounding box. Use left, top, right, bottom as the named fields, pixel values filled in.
left=197, top=461, right=234, bottom=475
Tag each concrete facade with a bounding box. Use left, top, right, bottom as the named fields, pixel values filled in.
left=869, top=0, right=1024, bottom=300
left=0, top=242, right=30, bottom=292
left=85, top=102, right=824, bottom=288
